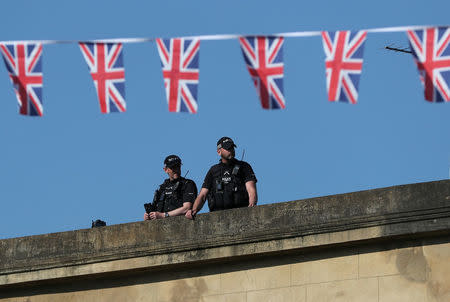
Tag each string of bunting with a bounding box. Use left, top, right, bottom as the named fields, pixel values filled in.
left=0, top=25, right=448, bottom=116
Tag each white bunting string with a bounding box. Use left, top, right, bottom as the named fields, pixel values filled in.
left=0, top=24, right=444, bottom=45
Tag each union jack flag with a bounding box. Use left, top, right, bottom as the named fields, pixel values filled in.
left=239, top=36, right=285, bottom=109
left=79, top=43, right=126, bottom=113
left=321, top=31, right=367, bottom=104
left=407, top=27, right=450, bottom=102
left=156, top=38, right=200, bottom=113
left=0, top=42, right=43, bottom=116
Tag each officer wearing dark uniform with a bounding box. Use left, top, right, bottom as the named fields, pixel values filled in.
left=144, top=155, right=197, bottom=220
left=186, top=137, right=257, bottom=219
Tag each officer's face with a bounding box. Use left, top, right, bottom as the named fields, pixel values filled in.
left=164, top=166, right=181, bottom=179
left=218, top=147, right=235, bottom=160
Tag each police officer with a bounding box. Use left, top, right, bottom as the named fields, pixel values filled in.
left=144, top=155, right=197, bottom=220
left=186, top=137, right=257, bottom=219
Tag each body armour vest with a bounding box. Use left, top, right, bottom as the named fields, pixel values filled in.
left=154, top=178, right=185, bottom=212
left=208, top=162, right=249, bottom=211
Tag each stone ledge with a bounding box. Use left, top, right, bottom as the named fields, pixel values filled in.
left=1, top=180, right=449, bottom=287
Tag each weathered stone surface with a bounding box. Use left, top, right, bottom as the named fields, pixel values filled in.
left=247, top=286, right=306, bottom=302
left=307, top=278, right=378, bottom=302
left=221, top=264, right=291, bottom=294
left=0, top=179, right=449, bottom=298
left=379, top=275, right=428, bottom=302
left=359, top=246, right=402, bottom=278
left=201, top=292, right=247, bottom=302
left=0, top=241, right=449, bottom=301
left=155, top=272, right=221, bottom=301
left=2, top=180, right=449, bottom=276
left=291, top=251, right=358, bottom=285
left=423, top=242, right=450, bottom=302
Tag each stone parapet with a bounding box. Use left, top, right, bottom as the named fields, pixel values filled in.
left=1, top=180, right=450, bottom=288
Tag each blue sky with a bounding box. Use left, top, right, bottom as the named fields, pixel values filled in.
left=0, top=0, right=449, bottom=239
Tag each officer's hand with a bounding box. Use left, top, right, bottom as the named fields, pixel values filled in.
left=185, top=209, right=196, bottom=220
left=150, top=212, right=165, bottom=219
left=248, top=201, right=256, bottom=207
left=144, top=213, right=150, bottom=220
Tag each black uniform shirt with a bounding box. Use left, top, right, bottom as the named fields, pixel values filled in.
left=202, top=159, right=257, bottom=190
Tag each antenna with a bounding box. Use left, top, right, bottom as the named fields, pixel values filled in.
left=384, top=45, right=412, bottom=54
left=184, top=170, right=190, bottom=178
left=241, top=149, right=246, bottom=161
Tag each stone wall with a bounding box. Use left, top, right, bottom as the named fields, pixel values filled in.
left=1, top=180, right=449, bottom=301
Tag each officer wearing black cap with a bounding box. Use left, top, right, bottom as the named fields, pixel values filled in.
left=186, top=137, right=257, bottom=219
left=144, top=155, right=197, bottom=220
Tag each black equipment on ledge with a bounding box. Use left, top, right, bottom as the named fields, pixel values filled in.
left=91, top=219, right=106, bottom=228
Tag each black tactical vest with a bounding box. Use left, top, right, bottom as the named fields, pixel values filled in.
left=154, top=178, right=185, bottom=212
left=208, top=163, right=248, bottom=211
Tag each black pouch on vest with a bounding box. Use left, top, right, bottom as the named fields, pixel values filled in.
left=233, top=190, right=249, bottom=208
left=209, top=190, right=225, bottom=211
left=207, top=192, right=216, bottom=211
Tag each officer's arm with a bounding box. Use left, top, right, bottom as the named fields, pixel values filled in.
left=245, top=181, right=257, bottom=207
left=185, top=188, right=209, bottom=219
left=167, top=202, right=192, bottom=217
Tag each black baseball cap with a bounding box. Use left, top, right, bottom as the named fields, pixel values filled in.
left=217, top=137, right=236, bottom=151
left=164, top=155, right=182, bottom=168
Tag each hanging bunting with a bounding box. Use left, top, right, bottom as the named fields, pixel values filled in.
left=407, top=27, right=450, bottom=102
left=156, top=38, right=200, bottom=113
left=239, top=36, right=286, bottom=109
left=79, top=43, right=126, bottom=113
left=0, top=25, right=446, bottom=118
left=321, top=31, right=367, bottom=104
left=0, top=43, right=43, bottom=116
